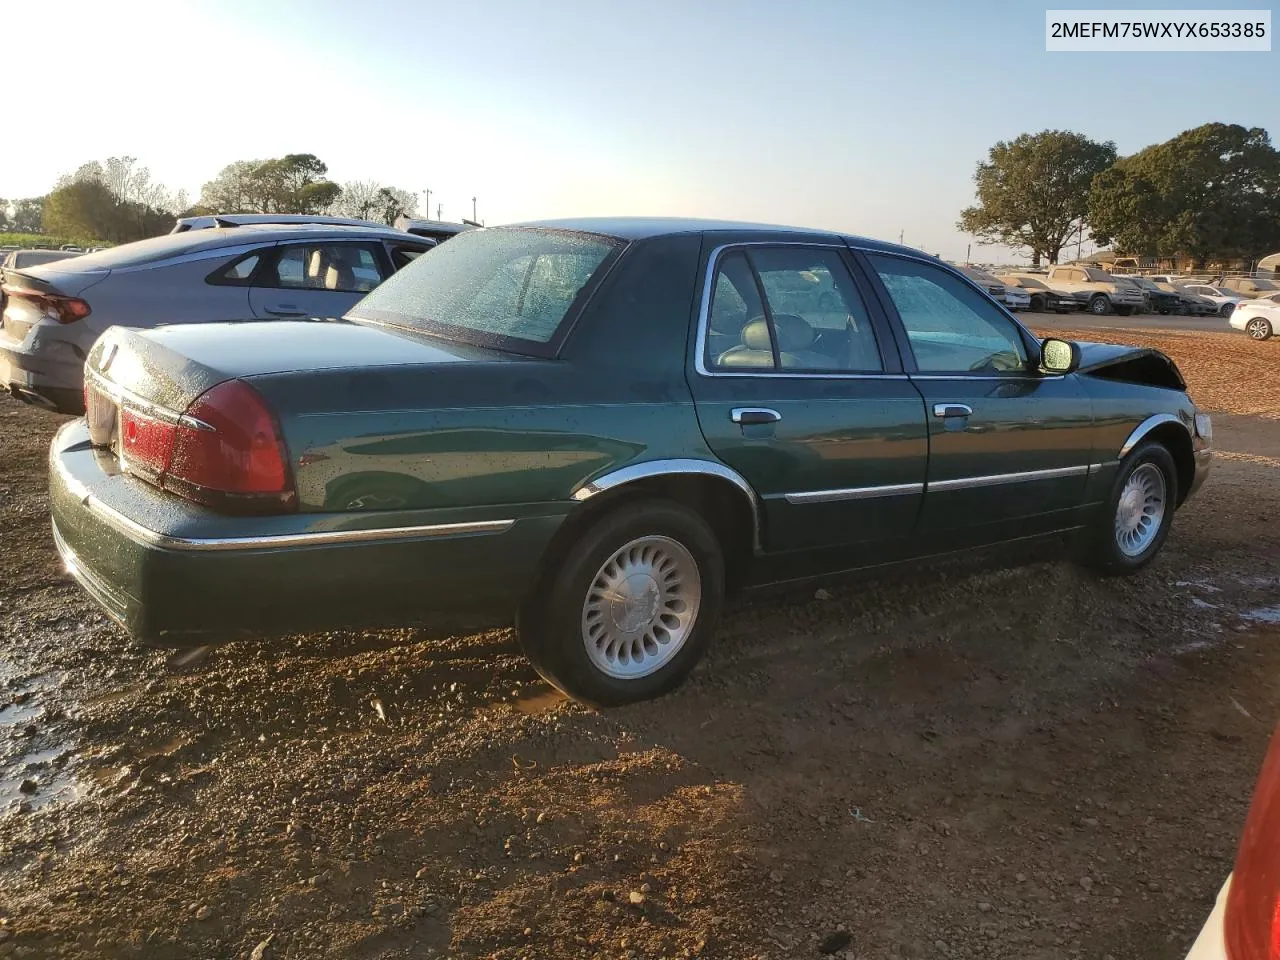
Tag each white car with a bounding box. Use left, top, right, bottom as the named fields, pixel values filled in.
left=1229, top=297, right=1279, bottom=340
left=956, top=265, right=1027, bottom=310
left=1177, top=283, right=1248, bottom=318
left=1002, top=285, right=1031, bottom=311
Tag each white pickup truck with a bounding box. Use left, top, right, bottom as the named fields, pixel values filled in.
left=1045, top=265, right=1147, bottom=316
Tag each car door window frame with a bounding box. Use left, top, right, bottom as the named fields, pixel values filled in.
left=850, top=248, right=1045, bottom=380
left=694, top=241, right=905, bottom=378
left=257, top=240, right=391, bottom=294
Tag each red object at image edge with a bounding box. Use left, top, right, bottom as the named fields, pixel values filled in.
left=1225, top=722, right=1280, bottom=959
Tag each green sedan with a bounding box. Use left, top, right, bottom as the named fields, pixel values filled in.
left=49, top=218, right=1212, bottom=705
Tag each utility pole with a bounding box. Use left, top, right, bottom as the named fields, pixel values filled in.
left=1075, top=222, right=1083, bottom=262
left=965, top=243, right=971, bottom=265
left=898, top=229, right=904, bottom=244
left=423, top=188, right=431, bottom=220
left=437, top=202, right=442, bottom=220
left=472, top=197, right=477, bottom=222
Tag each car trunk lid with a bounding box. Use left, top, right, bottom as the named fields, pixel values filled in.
left=85, top=318, right=522, bottom=453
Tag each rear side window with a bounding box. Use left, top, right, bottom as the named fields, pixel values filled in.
left=266, top=243, right=386, bottom=293
left=707, top=247, right=882, bottom=373
left=349, top=228, right=622, bottom=356
left=209, top=252, right=263, bottom=285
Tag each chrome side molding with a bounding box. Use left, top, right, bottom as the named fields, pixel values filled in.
left=926, top=464, right=1090, bottom=492
left=784, top=482, right=923, bottom=505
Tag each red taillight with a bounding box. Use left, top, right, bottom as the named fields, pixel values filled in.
left=119, top=407, right=177, bottom=482
left=104, top=379, right=295, bottom=514
left=2, top=285, right=91, bottom=324
left=165, top=380, right=295, bottom=510
left=1225, top=723, right=1280, bottom=959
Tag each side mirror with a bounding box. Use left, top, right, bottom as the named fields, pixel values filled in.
left=1040, top=337, right=1080, bottom=375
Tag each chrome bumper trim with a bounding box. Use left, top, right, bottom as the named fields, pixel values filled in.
left=52, top=456, right=514, bottom=553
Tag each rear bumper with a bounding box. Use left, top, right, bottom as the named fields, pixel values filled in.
left=49, top=420, right=565, bottom=644
left=0, top=333, right=86, bottom=413
left=1184, top=875, right=1228, bottom=959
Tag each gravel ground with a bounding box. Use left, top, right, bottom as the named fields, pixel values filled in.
left=1, top=326, right=1278, bottom=960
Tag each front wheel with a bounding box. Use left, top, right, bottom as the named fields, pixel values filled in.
left=1088, top=294, right=1111, bottom=315
left=1246, top=316, right=1274, bottom=341
left=1029, top=294, right=1046, bottom=313
left=1079, top=442, right=1177, bottom=575
left=519, top=500, right=724, bottom=707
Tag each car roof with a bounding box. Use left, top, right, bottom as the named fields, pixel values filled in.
left=16, top=224, right=428, bottom=276
left=506, top=216, right=931, bottom=257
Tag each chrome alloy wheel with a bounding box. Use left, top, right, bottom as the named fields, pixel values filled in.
left=1114, top=463, right=1166, bottom=558
left=581, top=535, right=701, bottom=680
left=1247, top=317, right=1272, bottom=340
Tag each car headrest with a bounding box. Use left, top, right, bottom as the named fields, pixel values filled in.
left=710, top=306, right=747, bottom=335
left=742, top=314, right=815, bottom=353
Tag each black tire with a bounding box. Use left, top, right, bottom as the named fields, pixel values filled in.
left=1030, top=294, right=1046, bottom=313
left=1088, top=294, right=1111, bottom=315
left=1246, top=316, right=1273, bottom=341
left=1079, top=441, right=1178, bottom=575
left=1220, top=303, right=1235, bottom=318
left=519, top=500, right=725, bottom=707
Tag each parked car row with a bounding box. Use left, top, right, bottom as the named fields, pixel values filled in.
left=1, top=218, right=447, bottom=413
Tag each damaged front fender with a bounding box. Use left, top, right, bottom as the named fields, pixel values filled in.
left=1074, top=341, right=1187, bottom=391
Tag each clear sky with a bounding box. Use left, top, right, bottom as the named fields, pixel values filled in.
left=2, top=0, right=1275, bottom=261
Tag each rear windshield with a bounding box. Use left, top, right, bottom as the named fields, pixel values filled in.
left=347, top=228, right=623, bottom=356
left=37, top=231, right=245, bottom=271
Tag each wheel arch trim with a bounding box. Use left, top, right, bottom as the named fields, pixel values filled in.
left=1119, top=413, right=1193, bottom=459
left=571, top=458, right=761, bottom=550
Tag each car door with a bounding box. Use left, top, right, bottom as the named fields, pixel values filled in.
left=859, top=251, right=1095, bottom=544
left=688, top=241, right=928, bottom=555
left=248, top=241, right=390, bottom=319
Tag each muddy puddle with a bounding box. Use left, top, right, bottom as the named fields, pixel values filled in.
left=1, top=671, right=79, bottom=811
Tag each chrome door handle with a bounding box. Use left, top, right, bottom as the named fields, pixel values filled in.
left=731, top=407, right=782, bottom=425
left=933, top=403, right=973, bottom=419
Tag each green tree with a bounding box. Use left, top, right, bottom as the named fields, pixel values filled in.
left=42, top=180, right=121, bottom=242
left=1088, top=123, right=1280, bottom=265
left=958, top=130, right=1117, bottom=265
left=10, top=197, right=45, bottom=233
left=199, top=154, right=341, bottom=214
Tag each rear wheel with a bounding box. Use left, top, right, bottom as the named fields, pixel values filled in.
left=1220, top=303, right=1235, bottom=317
left=1088, top=294, right=1111, bottom=315
left=1029, top=294, right=1046, bottom=312
left=1246, top=316, right=1274, bottom=341
left=1079, top=442, right=1177, bottom=575
left=519, top=500, right=724, bottom=707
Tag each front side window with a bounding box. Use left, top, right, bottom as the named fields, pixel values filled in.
left=349, top=228, right=620, bottom=355
left=707, top=247, right=882, bottom=373
left=268, top=243, right=386, bottom=293
left=868, top=255, right=1030, bottom=374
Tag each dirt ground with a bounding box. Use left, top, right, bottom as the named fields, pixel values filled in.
left=1, top=324, right=1278, bottom=960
